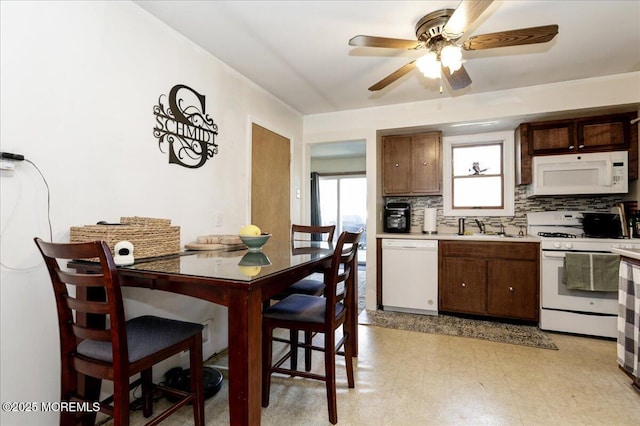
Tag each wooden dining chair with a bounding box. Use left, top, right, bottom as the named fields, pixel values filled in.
left=261, top=230, right=362, bottom=425
left=266, top=224, right=336, bottom=371
left=34, top=238, right=205, bottom=426
left=284, top=224, right=336, bottom=295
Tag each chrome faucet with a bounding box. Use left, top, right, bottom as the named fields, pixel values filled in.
left=475, top=219, right=485, bottom=234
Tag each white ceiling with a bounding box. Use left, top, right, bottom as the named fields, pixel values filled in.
left=135, top=0, right=640, bottom=117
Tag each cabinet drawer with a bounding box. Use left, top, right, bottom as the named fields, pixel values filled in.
left=440, top=241, right=539, bottom=260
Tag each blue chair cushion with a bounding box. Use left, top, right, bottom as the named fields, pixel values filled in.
left=287, top=278, right=325, bottom=295
left=271, top=277, right=325, bottom=300
left=263, top=294, right=344, bottom=324
left=77, top=315, right=203, bottom=363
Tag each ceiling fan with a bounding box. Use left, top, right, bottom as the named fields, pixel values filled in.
left=349, top=0, right=558, bottom=92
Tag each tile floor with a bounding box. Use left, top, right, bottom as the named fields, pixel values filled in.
left=124, top=323, right=640, bottom=425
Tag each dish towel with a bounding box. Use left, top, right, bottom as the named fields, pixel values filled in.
left=563, top=253, right=620, bottom=292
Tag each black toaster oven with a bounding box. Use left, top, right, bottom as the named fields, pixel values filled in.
left=384, top=202, right=411, bottom=233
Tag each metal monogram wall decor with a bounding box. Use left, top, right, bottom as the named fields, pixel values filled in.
left=153, top=84, right=219, bottom=168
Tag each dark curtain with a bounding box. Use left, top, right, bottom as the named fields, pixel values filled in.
left=310, top=172, right=321, bottom=241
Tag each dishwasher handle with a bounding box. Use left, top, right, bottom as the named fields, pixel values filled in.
left=382, top=239, right=438, bottom=250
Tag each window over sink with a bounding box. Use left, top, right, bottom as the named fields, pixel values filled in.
left=443, top=131, right=515, bottom=217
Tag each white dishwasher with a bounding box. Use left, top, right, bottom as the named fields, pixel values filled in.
left=382, top=239, right=438, bottom=316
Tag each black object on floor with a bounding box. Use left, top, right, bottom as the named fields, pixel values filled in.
left=165, top=366, right=224, bottom=401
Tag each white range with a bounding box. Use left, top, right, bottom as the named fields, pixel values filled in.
left=528, top=211, right=640, bottom=338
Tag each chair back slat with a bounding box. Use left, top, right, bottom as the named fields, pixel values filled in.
left=34, top=238, right=128, bottom=368
left=72, top=324, right=112, bottom=342
left=65, top=295, right=111, bottom=315
left=324, top=230, right=362, bottom=323
left=57, top=269, right=109, bottom=287
left=291, top=224, right=336, bottom=243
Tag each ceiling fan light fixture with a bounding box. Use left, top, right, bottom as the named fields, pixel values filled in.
left=441, top=44, right=463, bottom=73
left=416, top=52, right=441, bottom=79
left=351, top=1, right=558, bottom=92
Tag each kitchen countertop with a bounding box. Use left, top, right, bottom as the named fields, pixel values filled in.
left=612, top=247, right=640, bottom=261
left=377, top=232, right=540, bottom=243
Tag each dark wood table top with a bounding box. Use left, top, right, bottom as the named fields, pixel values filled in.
left=69, top=239, right=336, bottom=426
left=121, top=240, right=333, bottom=283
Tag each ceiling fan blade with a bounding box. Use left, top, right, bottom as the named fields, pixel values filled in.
left=349, top=35, right=421, bottom=49
left=442, top=0, right=494, bottom=40
left=368, top=61, right=416, bottom=91
left=442, top=64, right=472, bottom=91
left=463, top=25, right=559, bottom=50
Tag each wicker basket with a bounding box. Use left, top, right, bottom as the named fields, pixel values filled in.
left=70, top=217, right=180, bottom=260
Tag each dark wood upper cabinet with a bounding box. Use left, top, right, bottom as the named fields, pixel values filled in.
left=382, top=131, right=442, bottom=196
left=576, top=115, right=629, bottom=151
left=517, top=111, right=638, bottom=184
left=382, top=135, right=412, bottom=194
left=527, top=119, right=574, bottom=154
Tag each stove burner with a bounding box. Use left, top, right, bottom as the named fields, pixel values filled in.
left=537, top=232, right=578, bottom=238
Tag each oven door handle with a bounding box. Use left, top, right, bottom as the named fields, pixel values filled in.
left=542, top=252, right=566, bottom=259
left=542, top=251, right=613, bottom=259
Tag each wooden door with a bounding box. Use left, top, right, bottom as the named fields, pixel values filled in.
left=382, top=136, right=411, bottom=195
left=251, top=123, right=290, bottom=242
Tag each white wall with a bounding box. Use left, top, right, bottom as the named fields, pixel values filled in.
left=302, top=72, right=640, bottom=312
left=0, top=2, right=302, bottom=424
left=311, top=156, right=366, bottom=174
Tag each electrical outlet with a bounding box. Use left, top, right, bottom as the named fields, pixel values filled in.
left=201, top=319, right=212, bottom=344
left=181, top=319, right=212, bottom=357
left=0, top=161, right=15, bottom=171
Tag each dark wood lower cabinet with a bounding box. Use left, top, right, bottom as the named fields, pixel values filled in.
left=487, top=259, right=538, bottom=320
left=439, top=257, right=486, bottom=314
left=439, top=241, right=540, bottom=321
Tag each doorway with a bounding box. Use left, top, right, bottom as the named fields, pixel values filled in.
left=309, top=140, right=366, bottom=264
left=317, top=173, right=367, bottom=262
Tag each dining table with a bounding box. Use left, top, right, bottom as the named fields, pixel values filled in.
left=69, top=239, right=359, bottom=425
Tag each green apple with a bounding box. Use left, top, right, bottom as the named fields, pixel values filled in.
left=239, top=224, right=261, bottom=236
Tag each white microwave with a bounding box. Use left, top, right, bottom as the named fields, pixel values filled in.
left=531, top=151, right=628, bottom=196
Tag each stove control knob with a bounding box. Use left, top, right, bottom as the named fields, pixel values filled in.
left=565, top=242, right=573, bottom=249
left=553, top=242, right=561, bottom=249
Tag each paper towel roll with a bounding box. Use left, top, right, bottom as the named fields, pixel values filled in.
left=423, top=208, right=437, bottom=234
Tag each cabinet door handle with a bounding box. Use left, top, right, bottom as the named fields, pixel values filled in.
left=395, top=163, right=399, bottom=167
left=568, top=145, right=575, bottom=150
left=509, top=286, right=514, bottom=292
left=578, top=144, right=585, bottom=149
left=423, top=161, right=427, bottom=166
left=461, top=282, right=466, bottom=288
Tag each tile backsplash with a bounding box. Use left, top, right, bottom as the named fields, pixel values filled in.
left=386, top=186, right=624, bottom=233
